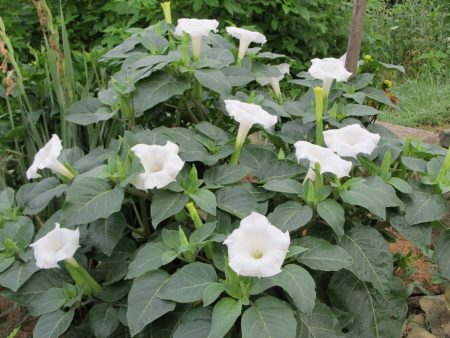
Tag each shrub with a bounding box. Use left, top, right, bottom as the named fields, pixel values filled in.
left=1, top=4, right=449, bottom=338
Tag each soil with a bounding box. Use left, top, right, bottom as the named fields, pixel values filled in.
left=0, top=296, right=35, bottom=338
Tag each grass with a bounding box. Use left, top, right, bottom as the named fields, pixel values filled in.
left=378, top=70, right=450, bottom=129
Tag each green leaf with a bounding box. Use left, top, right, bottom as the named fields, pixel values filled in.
left=403, top=191, right=448, bottom=225
left=256, top=160, right=301, bottom=181
left=202, top=282, right=224, bottom=306
left=339, top=226, right=393, bottom=295
left=297, top=301, right=343, bottom=337
left=223, top=66, right=255, bottom=86
left=295, top=237, right=352, bottom=271
left=388, top=177, right=413, bottom=194
left=66, top=97, right=115, bottom=125
left=60, top=177, right=124, bottom=227
left=0, top=255, right=14, bottom=273
left=401, top=156, right=427, bottom=172
left=317, top=199, right=345, bottom=238
left=139, top=30, right=169, bottom=53
left=268, top=202, right=312, bottom=232
left=2, top=216, right=34, bottom=248
left=127, top=242, right=167, bottom=279
left=33, top=309, right=74, bottom=338
left=127, top=270, right=175, bottom=336
left=204, top=164, right=250, bottom=187
left=16, top=178, right=66, bottom=215
left=194, top=69, right=231, bottom=96
left=133, top=73, right=190, bottom=114
left=159, top=262, right=217, bottom=303
left=28, top=287, right=66, bottom=316
left=239, top=145, right=277, bottom=170
left=362, top=87, right=396, bottom=107
left=263, top=179, right=303, bottom=194
left=343, top=92, right=365, bottom=104
left=216, top=187, right=258, bottom=219
left=251, top=265, right=316, bottom=314
left=190, top=189, right=217, bottom=216
left=190, top=222, right=217, bottom=245
left=209, top=297, right=242, bottom=338
left=173, top=307, right=212, bottom=338
left=344, top=104, right=379, bottom=117
left=0, top=187, right=14, bottom=212
left=241, top=296, right=296, bottom=338
left=88, top=212, right=125, bottom=256
left=433, top=229, right=450, bottom=279
left=328, top=271, right=407, bottom=338
left=0, top=260, right=38, bottom=292
left=151, top=190, right=189, bottom=228
left=89, top=303, right=120, bottom=338
left=388, top=211, right=431, bottom=251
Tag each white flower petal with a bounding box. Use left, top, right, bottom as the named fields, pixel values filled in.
left=30, top=223, right=80, bottom=269
left=256, top=63, right=290, bottom=86
left=224, top=211, right=290, bottom=278
left=224, top=100, right=277, bottom=130
left=175, top=18, right=219, bottom=38
left=323, top=124, right=381, bottom=158
left=131, top=141, right=185, bottom=190
left=308, top=57, right=352, bottom=93
left=226, top=27, right=266, bottom=44
left=294, top=141, right=352, bottom=178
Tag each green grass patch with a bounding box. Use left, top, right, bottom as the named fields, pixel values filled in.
left=379, top=71, right=450, bottom=127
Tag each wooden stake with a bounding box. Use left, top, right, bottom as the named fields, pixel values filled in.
left=345, top=0, right=368, bottom=75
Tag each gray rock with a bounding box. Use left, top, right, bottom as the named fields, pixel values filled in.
left=439, top=130, right=450, bottom=148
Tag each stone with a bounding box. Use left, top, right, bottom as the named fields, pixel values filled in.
left=439, top=130, right=450, bottom=148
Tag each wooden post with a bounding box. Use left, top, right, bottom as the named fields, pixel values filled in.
left=345, top=0, right=368, bottom=75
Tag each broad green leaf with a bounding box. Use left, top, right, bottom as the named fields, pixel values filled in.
left=127, top=270, right=175, bottom=336
left=251, top=265, right=316, bottom=313
left=296, top=237, right=352, bottom=271
left=388, top=177, right=413, bottom=194
left=209, top=297, right=242, bottom=338
left=223, top=66, right=255, bottom=86
left=268, top=202, right=312, bottom=232
left=388, top=211, right=431, bottom=251
left=2, top=216, right=34, bottom=248
left=344, top=104, right=379, bottom=117
left=126, top=242, right=167, bottom=279
left=236, top=182, right=275, bottom=202
left=339, top=226, right=393, bottom=295
left=159, top=262, right=217, bottom=303
left=33, top=309, right=74, bottom=338
left=190, top=189, right=217, bottom=215
left=139, top=30, right=169, bottom=53
left=0, top=260, right=38, bottom=292
left=263, top=179, right=303, bottom=194
left=297, top=302, right=343, bottom=338
left=190, top=222, right=217, bottom=245
left=17, top=178, right=66, bottom=215
left=401, top=156, right=427, bottom=172
left=173, top=307, right=212, bottom=338
left=343, top=92, right=365, bottom=104
left=204, top=164, right=250, bottom=187
left=133, top=73, right=190, bottom=114
left=328, top=271, right=407, bottom=338
left=89, top=303, right=120, bottom=338
left=279, top=119, right=314, bottom=144
left=194, top=122, right=231, bottom=145
left=0, top=187, right=14, bottom=212
left=88, top=212, right=125, bottom=256
left=60, top=177, right=124, bottom=227
left=403, top=191, right=448, bottom=225
left=66, top=99, right=115, bottom=125
left=29, top=287, right=66, bottom=316
left=194, top=69, right=231, bottom=96
left=0, top=255, right=14, bottom=273
left=96, top=280, right=132, bottom=302
left=317, top=199, right=345, bottom=238
left=256, top=160, right=302, bottom=181
left=202, top=282, right=224, bottom=306
left=239, top=145, right=277, bottom=170
left=433, top=229, right=450, bottom=279
left=216, top=187, right=258, bottom=219
left=151, top=190, right=189, bottom=228
left=241, top=296, right=296, bottom=338
left=362, top=87, right=396, bottom=107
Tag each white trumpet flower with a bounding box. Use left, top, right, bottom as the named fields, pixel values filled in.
left=175, top=18, right=219, bottom=60
left=226, top=26, right=266, bottom=60
left=256, top=63, right=290, bottom=97
left=308, top=56, right=352, bottom=95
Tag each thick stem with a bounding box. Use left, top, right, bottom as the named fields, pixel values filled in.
left=230, top=123, right=251, bottom=165
left=65, top=257, right=102, bottom=295
left=314, top=87, right=325, bottom=146
left=186, top=202, right=203, bottom=229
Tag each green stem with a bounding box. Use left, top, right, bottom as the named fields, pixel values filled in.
left=186, top=202, right=203, bottom=229
left=65, top=257, right=102, bottom=295
left=230, top=143, right=242, bottom=165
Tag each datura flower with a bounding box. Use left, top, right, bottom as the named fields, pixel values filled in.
left=26, top=134, right=74, bottom=180
left=308, top=56, right=352, bottom=95
left=256, top=63, right=290, bottom=98
left=224, top=99, right=277, bottom=146
left=30, top=223, right=80, bottom=269
left=323, top=124, right=381, bottom=158
left=294, top=141, right=352, bottom=180
left=224, top=212, right=290, bottom=278
left=226, top=26, right=266, bottom=60
left=131, top=141, right=184, bottom=190
left=175, top=18, right=219, bottom=60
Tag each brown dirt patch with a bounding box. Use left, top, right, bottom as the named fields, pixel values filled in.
left=0, top=295, right=35, bottom=338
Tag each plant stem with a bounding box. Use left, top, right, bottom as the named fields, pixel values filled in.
left=230, top=143, right=242, bottom=165
left=65, top=257, right=102, bottom=295
left=186, top=202, right=203, bottom=229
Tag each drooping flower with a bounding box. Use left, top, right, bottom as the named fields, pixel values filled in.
left=308, top=56, right=352, bottom=95
left=26, top=134, right=74, bottom=180
left=294, top=141, right=352, bottom=180
left=256, top=63, right=290, bottom=98
left=323, top=124, right=380, bottom=158
left=174, top=18, right=219, bottom=60
left=224, top=99, right=277, bottom=147
left=131, top=141, right=184, bottom=190
left=226, top=26, right=266, bottom=60
left=224, top=212, right=290, bottom=278
left=30, top=223, right=80, bottom=269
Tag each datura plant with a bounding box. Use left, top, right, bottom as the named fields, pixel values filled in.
left=1, top=4, right=449, bottom=338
